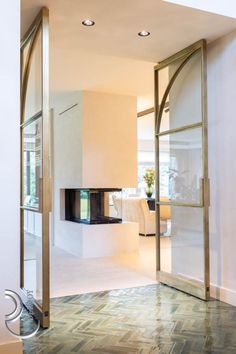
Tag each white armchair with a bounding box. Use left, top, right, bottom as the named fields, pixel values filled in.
left=113, top=196, right=168, bottom=236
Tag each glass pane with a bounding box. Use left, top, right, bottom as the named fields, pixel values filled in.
left=80, top=190, right=90, bottom=221
left=137, top=113, right=155, bottom=196
left=24, top=29, right=42, bottom=121
left=159, top=127, right=202, bottom=204
left=160, top=206, right=204, bottom=282
left=158, top=66, right=170, bottom=105
left=22, top=39, right=31, bottom=82
left=23, top=118, right=42, bottom=209
left=159, top=50, right=202, bottom=133
left=158, top=56, right=185, bottom=120
left=24, top=210, right=42, bottom=304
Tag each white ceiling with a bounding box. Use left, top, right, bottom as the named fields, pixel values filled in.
left=21, top=0, right=236, bottom=110
left=163, top=0, right=236, bottom=19
left=21, top=0, right=236, bottom=61
left=50, top=49, right=155, bottom=111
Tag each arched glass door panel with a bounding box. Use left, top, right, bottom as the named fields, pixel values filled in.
left=24, top=29, right=42, bottom=122
left=158, top=50, right=202, bottom=133
left=20, top=7, right=50, bottom=328
left=22, top=40, right=31, bottom=80
left=155, top=40, right=210, bottom=300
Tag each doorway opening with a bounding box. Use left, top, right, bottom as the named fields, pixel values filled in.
left=20, top=3, right=211, bottom=328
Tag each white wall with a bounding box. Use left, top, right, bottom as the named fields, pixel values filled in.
left=53, top=90, right=137, bottom=251
left=53, top=90, right=137, bottom=190
left=208, top=29, right=236, bottom=305
left=53, top=92, right=83, bottom=189
left=82, top=91, right=137, bottom=188
left=0, top=0, right=22, bottom=352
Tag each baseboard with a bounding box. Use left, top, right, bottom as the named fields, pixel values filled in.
left=0, top=340, right=22, bottom=354
left=168, top=272, right=236, bottom=307
left=210, top=284, right=236, bottom=306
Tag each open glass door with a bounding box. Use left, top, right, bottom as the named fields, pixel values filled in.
left=155, top=40, right=210, bottom=300
left=20, top=7, right=50, bottom=327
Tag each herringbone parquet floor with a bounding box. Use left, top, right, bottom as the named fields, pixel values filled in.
left=22, top=284, right=236, bottom=354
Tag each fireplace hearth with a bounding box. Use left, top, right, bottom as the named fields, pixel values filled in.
left=65, top=188, right=122, bottom=224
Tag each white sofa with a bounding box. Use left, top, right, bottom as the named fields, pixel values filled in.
left=113, top=196, right=169, bottom=236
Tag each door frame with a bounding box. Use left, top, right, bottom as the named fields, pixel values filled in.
left=154, top=39, right=210, bottom=300
left=20, top=7, right=50, bottom=328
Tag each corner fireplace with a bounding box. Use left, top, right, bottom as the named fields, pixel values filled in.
left=65, top=188, right=122, bottom=224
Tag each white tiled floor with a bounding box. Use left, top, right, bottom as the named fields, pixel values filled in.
left=25, top=234, right=172, bottom=299
left=50, top=236, right=158, bottom=298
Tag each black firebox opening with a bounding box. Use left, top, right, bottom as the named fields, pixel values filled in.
left=65, top=188, right=122, bottom=225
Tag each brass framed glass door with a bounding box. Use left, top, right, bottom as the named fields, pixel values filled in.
left=20, top=7, right=50, bottom=327
left=155, top=40, right=210, bottom=300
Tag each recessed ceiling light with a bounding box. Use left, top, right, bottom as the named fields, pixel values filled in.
left=138, top=30, right=150, bottom=37
left=82, top=19, right=95, bottom=26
